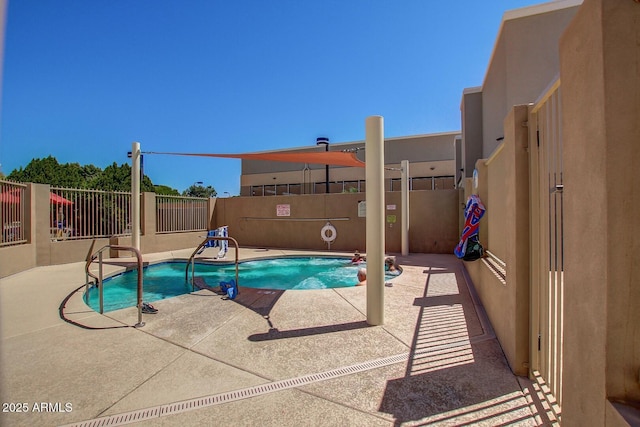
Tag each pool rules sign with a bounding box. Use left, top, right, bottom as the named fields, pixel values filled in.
left=276, top=204, right=290, bottom=217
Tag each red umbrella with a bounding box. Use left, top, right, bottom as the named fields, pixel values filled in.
left=1, top=190, right=73, bottom=205
left=0, top=191, right=21, bottom=203
left=50, top=193, right=73, bottom=205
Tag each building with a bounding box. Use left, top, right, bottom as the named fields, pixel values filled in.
left=2, top=0, right=638, bottom=425
left=238, top=133, right=460, bottom=197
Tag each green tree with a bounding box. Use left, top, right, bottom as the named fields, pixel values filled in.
left=91, top=162, right=154, bottom=192
left=154, top=185, right=180, bottom=195
left=183, top=183, right=217, bottom=198
left=8, top=156, right=85, bottom=187
left=80, top=164, right=102, bottom=187
left=6, top=156, right=181, bottom=193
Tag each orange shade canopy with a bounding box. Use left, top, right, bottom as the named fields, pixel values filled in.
left=145, top=150, right=365, bottom=168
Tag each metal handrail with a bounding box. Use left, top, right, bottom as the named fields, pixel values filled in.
left=186, top=236, right=240, bottom=293
left=85, top=245, right=145, bottom=328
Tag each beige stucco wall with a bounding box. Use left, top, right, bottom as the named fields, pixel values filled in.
left=503, top=106, right=531, bottom=377
left=560, top=0, right=640, bottom=425
left=460, top=88, right=484, bottom=179
left=213, top=190, right=459, bottom=254
left=463, top=106, right=531, bottom=377
left=0, top=244, right=35, bottom=277
left=482, top=3, right=580, bottom=158
left=1, top=188, right=458, bottom=279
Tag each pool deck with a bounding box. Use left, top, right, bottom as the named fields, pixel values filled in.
left=0, top=248, right=545, bottom=426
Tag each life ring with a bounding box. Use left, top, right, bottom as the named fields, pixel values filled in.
left=320, top=222, right=337, bottom=243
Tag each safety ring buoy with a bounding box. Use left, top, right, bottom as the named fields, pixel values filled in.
left=320, top=222, right=337, bottom=243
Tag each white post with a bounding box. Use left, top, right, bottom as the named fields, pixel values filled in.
left=365, top=116, right=385, bottom=326
left=131, top=142, right=141, bottom=251
left=401, top=160, right=409, bottom=256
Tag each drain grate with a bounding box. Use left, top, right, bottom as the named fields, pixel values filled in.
left=61, top=352, right=410, bottom=427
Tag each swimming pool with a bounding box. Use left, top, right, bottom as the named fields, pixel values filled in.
left=84, top=257, right=400, bottom=313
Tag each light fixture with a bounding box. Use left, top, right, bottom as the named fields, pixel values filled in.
left=316, top=137, right=330, bottom=193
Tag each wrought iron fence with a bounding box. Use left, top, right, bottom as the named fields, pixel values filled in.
left=156, top=195, right=209, bottom=233
left=1, top=181, right=27, bottom=246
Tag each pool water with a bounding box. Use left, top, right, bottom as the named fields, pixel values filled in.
left=85, top=257, right=399, bottom=313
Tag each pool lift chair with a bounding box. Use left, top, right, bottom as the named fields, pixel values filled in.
left=196, top=225, right=229, bottom=259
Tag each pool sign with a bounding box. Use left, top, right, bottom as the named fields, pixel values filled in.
left=358, top=201, right=366, bottom=217
left=276, top=204, right=290, bottom=217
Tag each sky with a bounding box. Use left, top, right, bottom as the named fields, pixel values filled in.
left=1, top=0, right=545, bottom=196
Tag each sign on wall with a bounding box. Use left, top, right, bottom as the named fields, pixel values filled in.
left=276, top=204, right=290, bottom=217
left=358, top=201, right=366, bottom=217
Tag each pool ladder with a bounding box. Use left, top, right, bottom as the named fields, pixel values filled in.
left=85, top=245, right=145, bottom=328
left=186, top=235, right=240, bottom=293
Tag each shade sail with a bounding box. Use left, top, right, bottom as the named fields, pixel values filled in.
left=145, top=150, right=365, bottom=168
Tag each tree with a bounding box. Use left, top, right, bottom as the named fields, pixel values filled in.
left=182, top=183, right=217, bottom=198
left=91, top=162, right=155, bottom=192
left=6, top=156, right=178, bottom=193
left=154, top=185, right=180, bottom=196
left=7, top=156, right=85, bottom=187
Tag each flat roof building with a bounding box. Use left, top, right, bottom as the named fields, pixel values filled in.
left=239, top=131, right=460, bottom=196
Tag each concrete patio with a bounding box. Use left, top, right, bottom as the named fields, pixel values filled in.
left=0, top=248, right=548, bottom=426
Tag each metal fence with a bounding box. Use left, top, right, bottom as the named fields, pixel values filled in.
left=1, top=181, right=27, bottom=247
left=156, top=195, right=209, bottom=233
left=50, top=187, right=132, bottom=240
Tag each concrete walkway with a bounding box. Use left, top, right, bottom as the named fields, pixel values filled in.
left=1, top=248, right=542, bottom=426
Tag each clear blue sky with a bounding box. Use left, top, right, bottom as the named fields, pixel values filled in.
left=1, top=0, right=543, bottom=196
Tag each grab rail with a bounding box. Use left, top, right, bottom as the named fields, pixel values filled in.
left=85, top=245, right=145, bottom=328
left=186, top=236, right=240, bottom=293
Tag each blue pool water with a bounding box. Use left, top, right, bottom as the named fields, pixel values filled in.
left=85, top=257, right=399, bottom=313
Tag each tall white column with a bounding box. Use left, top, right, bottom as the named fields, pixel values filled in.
left=131, top=142, right=141, bottom=251
left=365, top=116, right=384, bottom=326
left=401, top=160, right=409, bottom=256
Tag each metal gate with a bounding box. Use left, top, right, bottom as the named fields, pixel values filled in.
left=529, top=78, right=564, bottom=423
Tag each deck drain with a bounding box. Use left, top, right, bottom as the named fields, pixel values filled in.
left=61, top=352, right=411, bottom=427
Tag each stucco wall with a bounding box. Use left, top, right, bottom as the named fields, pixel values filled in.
left=1, top=187, right=459, bottom=279
left=0, top=244, right=36, bottom=277
left=213, top=190, right=459, bottom=254
left=461, top=88, right=483, bottom=179
left=560, top=0, right=640, bottom=425
left=482, top=5, right=579, bottom=158
left=462, top=106, right=531, bottom=377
